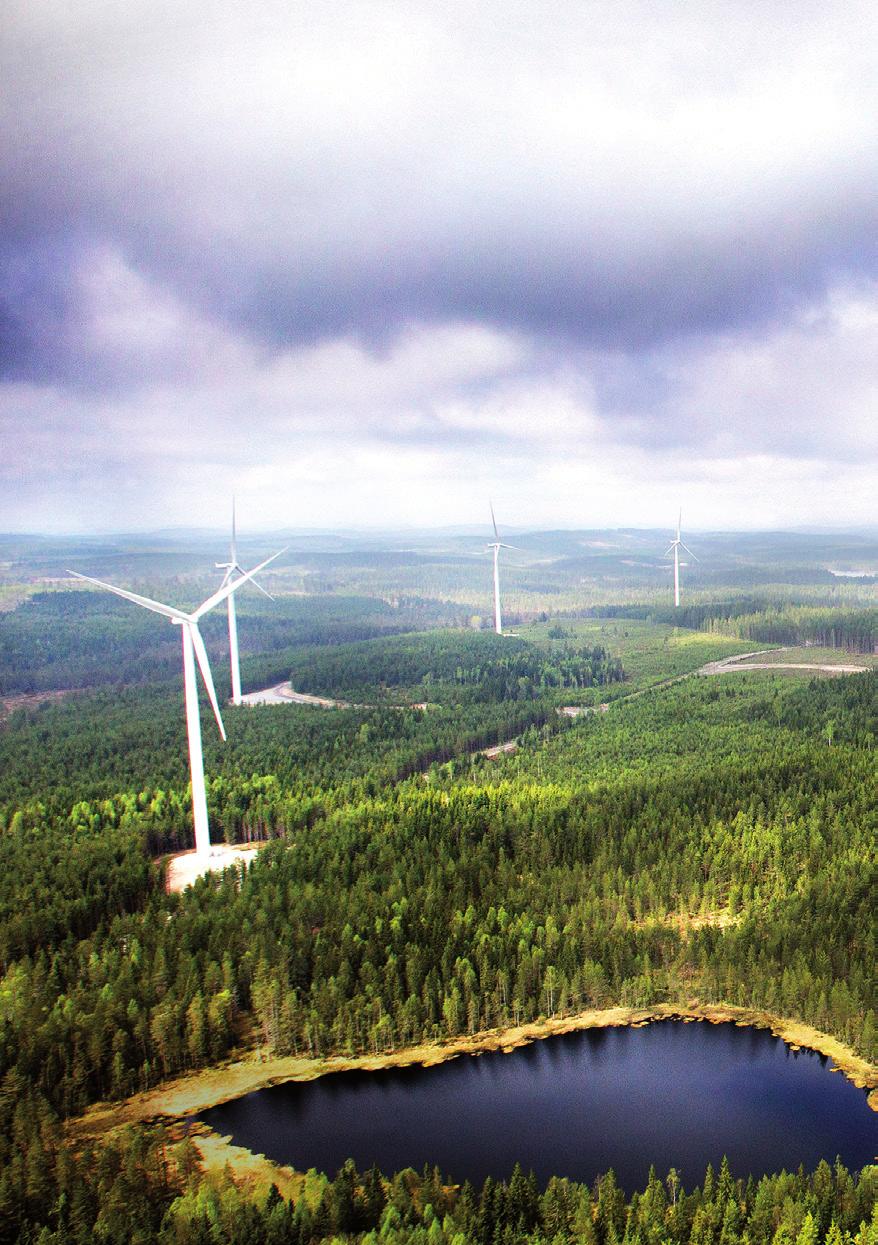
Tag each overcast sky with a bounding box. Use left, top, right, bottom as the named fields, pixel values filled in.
left=2, top=0, right=877, bottom=533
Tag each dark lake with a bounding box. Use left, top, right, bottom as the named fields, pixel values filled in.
left=198, top=1021, right=877, bottom=1190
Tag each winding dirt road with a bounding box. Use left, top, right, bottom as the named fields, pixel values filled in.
left=241, top=648, right=871, bottom=777
left=696, top=649, right=870, bottom=677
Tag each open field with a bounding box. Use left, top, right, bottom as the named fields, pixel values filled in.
left=518, top=619, right=761, bottom=697
left=734, top=645, right=878, bottom=666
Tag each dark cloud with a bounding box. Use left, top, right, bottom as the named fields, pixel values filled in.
left=3, top=0, right=878, bottom=386
left=1, top=0, right=876, bottom=531
left=5, top=180, right=877, bottom=385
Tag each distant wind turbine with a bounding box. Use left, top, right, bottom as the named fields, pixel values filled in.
left=67, top=550, right=284, bottom=862
left=487, top=502, right=515, bottom=635
left=216, top=498, right=276, bottom=706
left=664, top=510, right=698, bottom=607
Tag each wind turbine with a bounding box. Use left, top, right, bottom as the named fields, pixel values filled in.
left=487, top=502, right=514, bottom=634
left=67, top=550, right=284, bottom=862
left=216, top=498, right=275, bottom=706
left=664, top=510, right=698, bottom=607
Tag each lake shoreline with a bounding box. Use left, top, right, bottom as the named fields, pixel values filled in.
left=68, top=1001, right=878, bottom=1190
left=69, top=1002, right=878, bottom=1193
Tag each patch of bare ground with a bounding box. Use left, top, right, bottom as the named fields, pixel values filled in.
left=240, top=683, right=354, bottom=708
left=0, top=582, right=44, bottom=612
left=184, top=1121, right=304, bottom=1200
left=165, top=843, right=267, bottom=893
left=479, top=740, right=519, bottom=759
left=698, top=648, right=871, bottom=677
left=0, top=688, right=79, bottom=724
left=241, top=683, right=433, bottom=712
left=558, top=704, right=610, bottom=718
left=240, top=683, right=358, bottom=708
left=636, top=910, right=742, bottom=936
left=749, top=646, right=878, bottom=669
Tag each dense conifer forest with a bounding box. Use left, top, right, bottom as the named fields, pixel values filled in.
left=2, top=670, right=874, bottom=1124
left=0, top=539, right=875, bottom=1244
left=285, top=630, right=624, bottom=703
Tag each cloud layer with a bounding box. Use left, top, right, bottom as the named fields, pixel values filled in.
left=2, top=0, right=877, bottom=530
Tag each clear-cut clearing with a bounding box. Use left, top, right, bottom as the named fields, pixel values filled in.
left=165, top=843, right=266, bottom=892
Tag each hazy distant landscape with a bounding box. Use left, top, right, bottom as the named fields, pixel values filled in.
left=4, top=523, right=878, bottom=609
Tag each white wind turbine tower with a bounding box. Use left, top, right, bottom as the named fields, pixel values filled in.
left=216, top=499, right=275, bottom=706
left=665, top=510, right=698, bottom=607
left=487, top=502, right=514, bottom=635
left=67, top=550, right=284, bottom=862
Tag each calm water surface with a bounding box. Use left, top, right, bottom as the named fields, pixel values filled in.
left=199, top=1021, right=877, bottom=1189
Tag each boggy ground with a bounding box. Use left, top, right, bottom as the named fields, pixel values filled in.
left=67, top=1002, right=878, bottom=1196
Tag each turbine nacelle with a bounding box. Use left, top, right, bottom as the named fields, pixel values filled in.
left=665, top=508, right=698, bottom=563
left=664, top=539, right=698, bottom=562
left=215, top=559, right=275, bottom=600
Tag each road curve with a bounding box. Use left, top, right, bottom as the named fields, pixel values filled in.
left=240, top=682, right=357, bottom=708
left=697, top=650, right=869, bottom=677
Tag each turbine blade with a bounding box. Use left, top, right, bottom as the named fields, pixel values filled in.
left=67, top=571, right=189, bottom=622
left=231, top=496, right=237, bottom=563
left=490, top=500, right=499, bottom=541
left=251, top=578, right=275, bottom=601
left=680, top=543, right=699, bottom=561
left=193, top=548, right=287, bottom=619
left=230, top=563, right=274, bottom=600
left=663, top=544, right=676, bottom=557
left=189, top=623, right=226, bottom=741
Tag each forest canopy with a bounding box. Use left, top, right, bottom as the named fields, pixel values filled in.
left=0, top=577, right=875, bottom=1243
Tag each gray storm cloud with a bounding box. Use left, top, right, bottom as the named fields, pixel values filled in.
left=1, top=0, right=877, bottom=529
left=4, top=0, right=877, bottom=356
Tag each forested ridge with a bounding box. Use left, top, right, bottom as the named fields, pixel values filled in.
left=0, top=598, right=875, bottom=1243
left=0, top=684, right=560, bottom=813
left=285, top=631, right=624, bottom=703
left=0, top=591, right=462, bottom=695
left=598, top=600, right=878, bottom=653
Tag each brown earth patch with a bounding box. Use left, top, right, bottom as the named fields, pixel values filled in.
left=164, top=843, right=267, bottom=893
left=183, top=1120, right=303, bottom=1199
left=634, top=910, right=742, bottom=936
left=0, top=688, right=79, bottom=723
